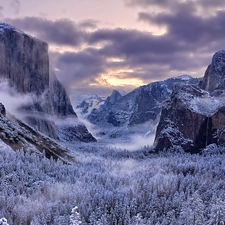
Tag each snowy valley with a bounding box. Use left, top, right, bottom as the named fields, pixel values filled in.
left=1, top=22, right=225, bottom=225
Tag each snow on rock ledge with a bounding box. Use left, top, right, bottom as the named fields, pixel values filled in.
left=154, top=50, right=225, bottom=153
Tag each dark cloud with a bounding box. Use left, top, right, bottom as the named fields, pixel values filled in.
left=79, top=19, right=98, bottom=29
left=88, top=28, right=183, bottom=58
left=6, top=17, right=86, bottom=46
left=87, top=27, right=211, bottom=70
left=51, top=48, right=107, bottom=93
left=138, top=10, right=225, bottom=43
left=6, top=0, right=225, bottom=97
left=52, top=18, right=223, bottom=95
left=126, top=0, right=225, bottom=10
left=126, top=0, right=176, bottom=8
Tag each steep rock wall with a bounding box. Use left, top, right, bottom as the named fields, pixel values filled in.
left=154, top=50, right=225, bottom=153
left=0, top=23, right=49, bottom=95
left=0, top=23, right=96, bottom=142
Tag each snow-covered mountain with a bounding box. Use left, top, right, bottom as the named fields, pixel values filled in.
left=154, top=50, right=225, bottom=153
left=71, top=93, right=106, bottom=117
left=87, top=75, right=199, bottom=139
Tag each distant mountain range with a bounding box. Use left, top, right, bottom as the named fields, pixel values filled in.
left=2, top=22, right=225, bottom=155
left=73, top=74, right=200, bottom=139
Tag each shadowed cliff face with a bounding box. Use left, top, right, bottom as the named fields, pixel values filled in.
left=50, top=75, right=76, bottom=117
left=154, top=50, right=225, bottom=153
left=0, top=24, right=49, bottom=95
left=201, top=50, right=225, bottom=93
left=0, top=23, right=96, bottom=142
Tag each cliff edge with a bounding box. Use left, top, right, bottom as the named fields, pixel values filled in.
left=0, top=23, right=96, bottom=142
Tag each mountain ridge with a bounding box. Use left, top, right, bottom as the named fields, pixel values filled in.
left=86, top=75, right=199, bottom=139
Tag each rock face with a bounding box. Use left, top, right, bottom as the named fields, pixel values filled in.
left=50, top=74, right=76, bottom=117
left=0, top=103, right=73, bottom=162
left=201, top=50, right=225, bottom=92
left=105, top=90, right=123, bottom=106
left=0, top=23, right=96, bottom=142
left=88, top=75, right=196, bottom=128
left=154, top=50, right=225, bottom=153
left=0, top=23, right=49, bottom=95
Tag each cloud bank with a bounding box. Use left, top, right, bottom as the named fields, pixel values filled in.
left=5, top=0, right=225, bottom=96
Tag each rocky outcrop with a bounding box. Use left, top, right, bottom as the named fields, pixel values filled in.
left=0, top=23, right=96, bottom=142
left=154, top=50, right=225, bottom=153
left=50, top=73, right=76, bottom=117
left=201, top=50, right=225, bottom=92
left=0, top=103, right=6, bottom=116
left=0, top=103, right=73, bottom=162
left=104, top=90, right=123, bottom=106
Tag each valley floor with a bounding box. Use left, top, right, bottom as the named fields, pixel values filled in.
left=0, top=140, right=225, bottom=224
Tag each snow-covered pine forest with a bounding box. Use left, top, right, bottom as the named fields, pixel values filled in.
left=0, top=141, right=225, bottom=225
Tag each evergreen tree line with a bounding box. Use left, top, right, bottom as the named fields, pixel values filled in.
left=0, top=144, right=225, bottom=224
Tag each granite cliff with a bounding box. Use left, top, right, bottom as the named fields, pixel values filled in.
left=0, top=23, right=96, bottom=142
left=154, top=50, right=225, bottom=153
left=0, top=102, right=72, bottom=162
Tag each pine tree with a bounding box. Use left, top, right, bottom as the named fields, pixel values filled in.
left=207, top=198, right=225, bottom=225
left=179, top=192, right=205, bottom=225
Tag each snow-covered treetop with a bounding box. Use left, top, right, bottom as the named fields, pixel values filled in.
left=0, top=218, right=9, bottom=225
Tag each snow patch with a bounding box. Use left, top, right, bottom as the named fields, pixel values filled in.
left=0, top=22, right=23, bottom=34
left=190, top=95, right=225, bottom=116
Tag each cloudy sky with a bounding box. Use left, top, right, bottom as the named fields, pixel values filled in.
left=1, top=0, right=225, bottom=96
